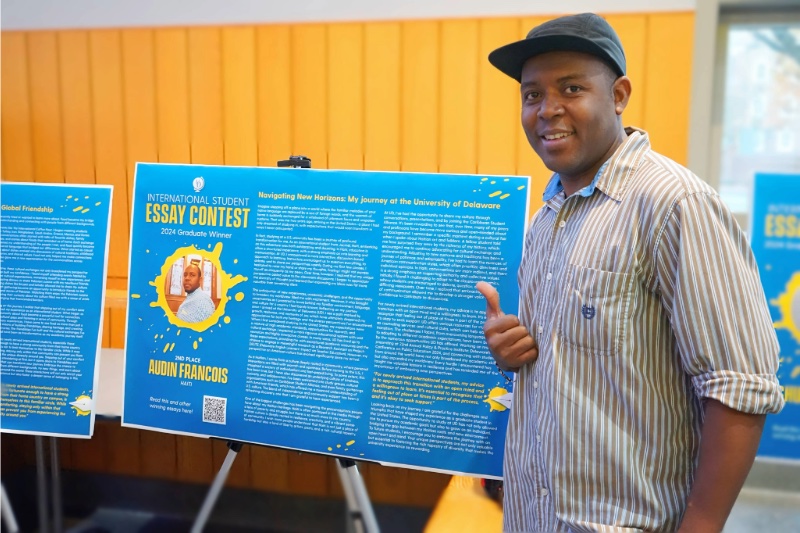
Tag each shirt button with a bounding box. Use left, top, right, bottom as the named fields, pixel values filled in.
left=546, top=272, right=552, bottom=281
left=558, top=220, right=566, bottom=228
left=533, top=381, right=538, bottom=388
left=537, top=326, right=543, bottom=334
left=540, top=488, right=549, bottom=497
left=536, top=434, right=541, bottom=442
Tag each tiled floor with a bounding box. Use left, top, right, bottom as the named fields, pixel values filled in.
left=725, top=488, right=800, bottom=532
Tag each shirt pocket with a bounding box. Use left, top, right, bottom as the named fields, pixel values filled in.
left=557, top=264, right=633, bottom=356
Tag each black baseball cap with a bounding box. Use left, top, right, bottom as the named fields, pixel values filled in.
left=488, top=13, right=626, bottom=82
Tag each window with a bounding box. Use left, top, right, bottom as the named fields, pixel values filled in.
left=718, top=18, right=800, bottom=215
left=689, top=2, right=800, bottom=228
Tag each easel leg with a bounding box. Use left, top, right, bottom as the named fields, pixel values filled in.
left=335, top=459, right=380, bottom=533
left=35, top=436, right=50, bottom=533
left=1, top=482, right=20, bottom=533
left=191, top=441, right=243, bottom=533
left=49, top=437, right=63, bottom=533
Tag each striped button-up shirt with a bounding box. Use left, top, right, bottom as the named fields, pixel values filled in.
left=504, top=128, right=784, bottom=533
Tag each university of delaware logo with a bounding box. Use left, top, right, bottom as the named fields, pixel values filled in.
left=192, top=176, right=205, bottom=192
left=582, top=303, right=596, bottom=319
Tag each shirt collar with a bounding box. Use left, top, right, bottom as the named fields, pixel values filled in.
left=542, top=127, right=650, bottom=203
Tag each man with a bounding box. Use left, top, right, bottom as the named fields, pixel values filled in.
left=177, top=262, right=215, bottom=323
left=477, top=13, right=784, bottom=533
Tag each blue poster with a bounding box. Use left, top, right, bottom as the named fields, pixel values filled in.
left=751, top=173, right=800, bottom=460
left=0, top=183, right=113, bottom=438
left=122, top=164, right=529, bottom=478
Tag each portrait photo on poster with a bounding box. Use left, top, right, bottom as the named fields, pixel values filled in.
left=164, top=253, right=221, bottom=324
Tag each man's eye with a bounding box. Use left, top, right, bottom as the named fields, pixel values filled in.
left=523, top=92, right=539, bottom=101
left=566, top=85, right=582, bottom=94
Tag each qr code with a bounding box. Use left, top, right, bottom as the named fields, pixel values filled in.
left=202, top=395, right=227, bottom=425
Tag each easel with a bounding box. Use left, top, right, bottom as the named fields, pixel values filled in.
left=191, top=155, right=380, bottom=533
left=1, top=481, right=21, bottom=533
left=191, top=441, right=379, bottom=533
left=3, top=436, right=63, bottom=533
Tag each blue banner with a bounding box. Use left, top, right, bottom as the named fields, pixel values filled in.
left=0, top=183, right=112, bottom=438
left=751, top=173, right=800, bottom=460
left=122, top=164, right=529, bottom=478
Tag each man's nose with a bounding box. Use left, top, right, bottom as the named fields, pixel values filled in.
left=538, top=93, right=564, bottom=120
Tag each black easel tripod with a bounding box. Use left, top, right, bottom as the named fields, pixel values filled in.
left=191, top=156, right=379, bottom=533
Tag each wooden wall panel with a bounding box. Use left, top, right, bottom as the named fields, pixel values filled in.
left=364, top=22, right=401, bottom=171
left=328, top=23, right=364, bottom=170
left=122, top=29, right=158, bottom=199
left=643, top=12, right=694, bottom=165
left=288, top=451, right=330, bottom=496
left=28, top=31, right=64, bottom=183
left=477, top=19, right=519, bottom=177
left=108, top=277, right=128, bottom=348
left=222, top=27, right=258, bottom=167
left=59, top=31, right=96, bottom=184
left=408, top=469, right=453, bottom=507
left=256, top=25, right=292, bottom=167
left=291, top=24, right=328, bottom=168
left=211, top=438, right=252, bottom=488
left=155, top=29, right=191, bottom=164
left=70, top=420, right=108, bottom=471
left=140, top=431, right=178, bottom=479
left=102, top=311, right=111, bottom=348
left=189, top=28, right=224, bottom=166
left=89, top=30, right=129, bottom=280
left=1, top=33, right=34, bottom=181
left=106, top=423, right=142, bottom=476
left=0, top=12, right=696, bottom=228
left=401, top=20, right=439, bottom=172
left=440, top=19, right=479, bottom=175
left=176, top=435, right=214, bottom=483
left=605, top=14, right=647, bottom=130
left=515, top=17, right=552, bottom=206
left=251, top=445, right=290, bottom=492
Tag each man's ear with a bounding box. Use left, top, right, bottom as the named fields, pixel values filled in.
left=613, top=76, right=632, bottom=116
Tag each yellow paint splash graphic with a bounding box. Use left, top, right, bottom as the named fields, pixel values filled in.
left=69, top=394, right=93, bottom=416
left=326, top=440, right=358, bottom=453
left=235, top=292, right=245, bottom=302
left=772, top=272, right=800, bottom=344
left=149, top=243, right=247, bottom=333
left=475, top=176, right=525, bottom=202
left=484, top=387, right=510, bottom=412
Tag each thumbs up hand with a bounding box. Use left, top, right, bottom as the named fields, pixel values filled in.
left=476, top=282, right=539, bottom=372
